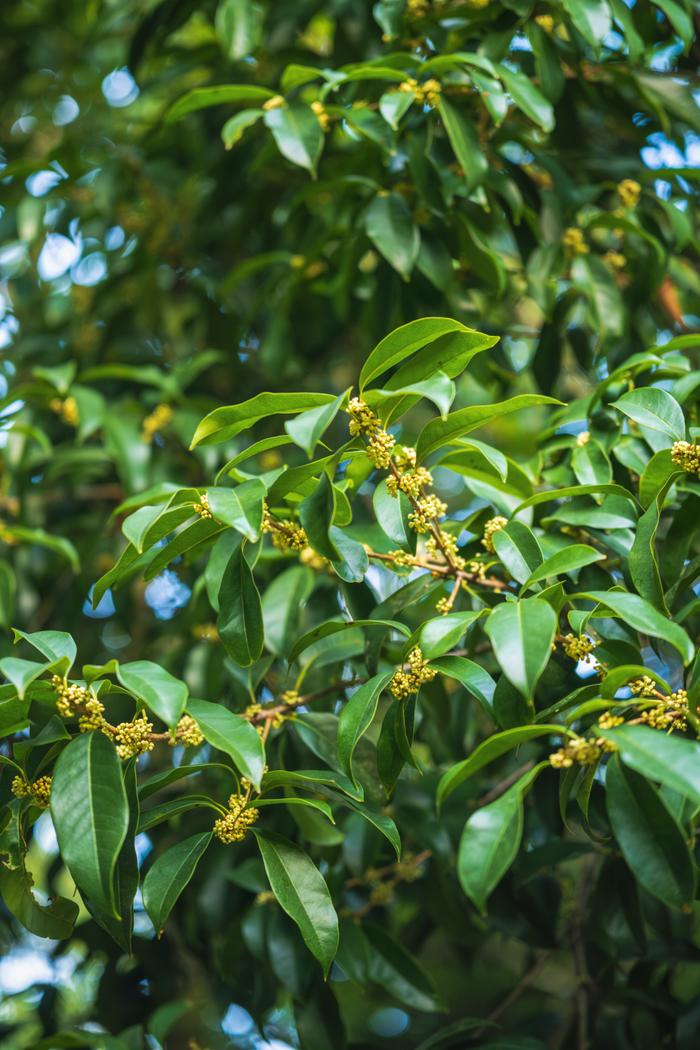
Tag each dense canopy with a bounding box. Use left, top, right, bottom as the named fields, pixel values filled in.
left=1, top=3, right=700, bottom=1049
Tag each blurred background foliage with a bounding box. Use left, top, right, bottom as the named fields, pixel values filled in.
left=0, top=0, right=699, bottom=1047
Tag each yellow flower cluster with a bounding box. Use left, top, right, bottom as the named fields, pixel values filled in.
left=348, top=397, right=380, bottom=437
left=11, top=774, right=52, bottom=808
left=640, top=689, right=688, bottom=732
left=561, top=633, right=596, bottom=661
left=671, top=441, right=700, bottom=475
left=0, top=520, right=18, bottom=546
left=213, top=794, right=259, bottom=844
left=604, top=251, right=626, bottom=270
left=390, top=646, right=437, bottom=699
left=562, top=227, right=588, bottom=254
left=406, top=0, right=430, bottom=16
left=142, top=403, right=173, bottom=442
left=192, top=623, right=219, bottom=642
left=549, top=734, right=616, bottom=769
left=172, top=714, right=204, bottom=747
left=618, top=179, right=641, bottom=209
left=481, top=515, right=507, bottom=553
left=535, top=13, right=555, bottom=32
left=262, top=508, right=308, bottom=551
left=49, top=396, right=80, bottom=427
left=598, top=711, right=624, bottom=730
left=311, top=100, right=331, bottom=132
left=299, top=546, right=329, bottom=570
left=576, top=430, right=590, bottom=447
left=398, top=77, right=442, bottom=107
left=426, top=532, right=465, bottom=569
left=407, top=494, right=447, bottom=533
left=78, top=695, right=110, bottom=734
left=262, top=95, right=285, bottom=111
left=194, top=492, right=212, bottom=520
left=629, top=675, right=658, bottom=697
left=387, top=448, right=433, bottom=499
left=113, top=712, right=155, bottom=760
left=52, top=674, right=92, bottom=718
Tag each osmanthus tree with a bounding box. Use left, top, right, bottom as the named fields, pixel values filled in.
left=2, top=317, right=700, bottom=1048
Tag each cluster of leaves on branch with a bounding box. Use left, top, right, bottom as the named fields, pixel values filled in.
left=3, top=316, right=700, bottom=1049
left=1, top=0, right=700, bottom=1047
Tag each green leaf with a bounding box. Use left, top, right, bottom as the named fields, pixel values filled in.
left=218, top=545, right=265, bottom=666
left=416, top=395, right=561, bottom=461
left=372, top=479, right=413, bottom=547
left=299, top=472, right=340, bottom=561
left=221, top=108, right=264, bottom=149
left=285, top=391, right=346, bottom=457
left=601, top=725, right=700, bottom=807
left=337, top=672, right=393, bottom=785
left=492, top=521, right=542, bottom=586
left=364, top=192, right=420, bottom=279
left=415, top=610, right=485, bottom=659
left=436, top=97, right=487, bottom=190
left=0, top=526, right=79, bottom=571
left=142, top=832, right=212, bottom=933
left=428, top=655, right=496, bottom=714
left=262, top=767, right=363, bottom=802
left=187, top=698, right=265, bottom=788
left=166, top=85, right=275, bottom=123
left=639, top=449, right=682, bottom=508
left=191, top=392, right=336, bottom=447
left=457, top=765, right=544, bottom=913
left=0, top=864, right=79, bottom=940
left=612, top=388, right=686, bottom=442
left=51, top=733, right=129, bottom=917
left=437, top=725, right=563, bottom=808
left=359, top=317, right=493, bottom=391
left=12, top=629, right=77, bottom=671
left=566, top=0, right=612, bottom=49
left=379, top=88, right=415, bottom=129
left=365, top=924, right=442, bottom=1012
left=215, top=0, right=264, bottom=59
left=206, top=479, right=266, bottom=541
left=496, top=64, right=555, bottom=130
left=262, top=565, right=314, bottom=657
left=629, top=481, right=671, bottom=613
left=254, top=829, right=339, bottom=976
left=264, top=104, right=324, bottom=175
left=0, top=657, right=47, bottom=699
left=485, top=597, right=557, bottom=700
left=572, top=441, right=612, bottom=487
left=288, top=618, right=409, bottom=663
left=574, top=590, right=693, bottom=664
left=606, top=755, right=695, bottom=910
left=522, top=545, right=604, bottom=589
left=117, top=661, right=188, bottom=728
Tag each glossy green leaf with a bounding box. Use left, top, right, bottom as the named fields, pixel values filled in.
left=485, top=597, right=557, bottom=699
left=191, top=392, right=336, bottom=447
left=206, top=479, right=266, bottom=541
left=522, top=545, right=604, bottom=589
left=117, top=661, right=188, bottom=728
left=337, top=671, right=393, bottom=785
left=51, top=733, right=129, bottom=917
left=606, top=755, right=695, bottom=910
left=437, top=97, right=487, bottom=190
left=613, top=388, right=686, bottom=442
left=143, top=832, right=212, bottom=933
left=457, top=765, right=544, bottom=913
left=575, top=590, right=693, bottom=663
left=416, top=395, right=561, bottom=461
left=285, top=391, right=346, bottom=457
left=437, top=725, right=563, bottom=808
left=187, top=698, right=265, bottom=788
left=601, top=724, right=700, bottom=806
left=364, top=192, right=420, bottom=280
left=254, top=829, right=339, bottom=976
left=264, top=104, right=324, bottom=175
left=217, top=545, right=265, bottom=666
left=166, top=84, right=275, bottom=123
left=492, top=521, right=542, bottom=586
